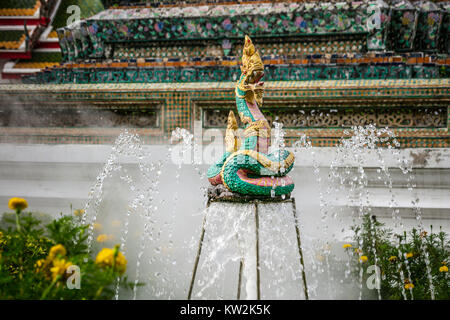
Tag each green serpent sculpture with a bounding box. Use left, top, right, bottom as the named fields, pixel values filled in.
left=207, top=36, right=295, bottom=197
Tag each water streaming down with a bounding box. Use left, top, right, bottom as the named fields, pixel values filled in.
left=189, top=200, right=306, bottom=300
left=258, top=201, right=306, bottom=299
left=79, top=123, right=440, bottom=300
left=295, top=125, right=438, bottom=299
left=80, top=130, right=182, bottom=299
left=271, top=122, right=288, bottom=198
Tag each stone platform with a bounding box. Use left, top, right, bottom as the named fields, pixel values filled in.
left=207, top=184, right=291, bottom=203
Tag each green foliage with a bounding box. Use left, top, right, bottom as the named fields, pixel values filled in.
left=46, top=216, right=88, bottom=256
left=53, top=0, right=104, bottom=29
left=345, top=215, right=449, bottom=300
left=0, top=211, right=138, bottom=300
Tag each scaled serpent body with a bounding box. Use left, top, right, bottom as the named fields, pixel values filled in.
left=207, top=36, right=295, bottom=196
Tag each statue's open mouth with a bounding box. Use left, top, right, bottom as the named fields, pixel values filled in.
left=245, top=70, right=264, bottom=87
left=255, top=71, right=264, bottom=84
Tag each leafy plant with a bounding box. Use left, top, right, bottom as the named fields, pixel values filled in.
left=0, top=198, right=140, bottom=300
left=344, top=214, right=449, bottom=300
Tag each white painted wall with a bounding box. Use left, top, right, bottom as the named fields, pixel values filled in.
left=0, top=144, right=448, bottom=299
left=1, top=144, right=448, bottom=233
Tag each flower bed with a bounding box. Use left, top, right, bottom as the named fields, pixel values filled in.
left=0, top=198, right=138, bottom=300
left=344, top=215, right=449, bottom=300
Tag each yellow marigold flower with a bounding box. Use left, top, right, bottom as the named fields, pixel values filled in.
left=34, top=259, right=47, bottom=273
left=95, top=246, right=127, bottom=275
left=404, top=283, right=414, bottom=290
left=73, top=209, right=85, bottom=217
left=50, top=258, right=72, bottom=281
left=439, top=265, right=448, bottom=273
left=343, top=244, right=352, bottom=249
left=388, top=256, right=397, bottom=262
left=48, top=244, right=66, bottom=260
left=354, top=248, right=362, bottom=254
left=93, top=222, right=102, bottom=231
left=359, top=255, right=368, bottom=263
left=97, top=234, right=109, bottom=243
left=8, top=197, right=28, bottom=211
left=405, top=252, right=414, bottom=259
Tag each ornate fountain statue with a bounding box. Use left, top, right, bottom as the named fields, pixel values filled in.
left=207, top=36, right=295, bottom=197
left=190, top=38, right=308, bottom=301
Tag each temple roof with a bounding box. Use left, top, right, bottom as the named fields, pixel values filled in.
left=90, top=2, right=312, bottom=20
left=0, top=0, right=104, bottom=79
left=1, top=0, right=449, bottom=82
left=0, top=0, right=54, bottom=61
left=0, top=31, right=27, bottom=50
left=13, top=51, right=61, bottom=69
left=0, top=0, right=41, bottom=16
left=60, top=0, right=449, bottom=48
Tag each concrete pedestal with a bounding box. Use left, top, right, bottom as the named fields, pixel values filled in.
left=187, top=195, right=309, bottom=300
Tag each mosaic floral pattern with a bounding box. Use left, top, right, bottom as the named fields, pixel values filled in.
left=413, top=1, right=442, bottom=51
left=388, top=1, right=419, bottom=51
left=0, top=79, right=448, bottom=147
left=56, top=1, right=448, bottom=63
left=203, top=106, right=447, bottom=129
left=56, top=1, right=449, bottom=64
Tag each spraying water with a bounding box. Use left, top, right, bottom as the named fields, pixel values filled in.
left=79, top=123, right=442, bottom=300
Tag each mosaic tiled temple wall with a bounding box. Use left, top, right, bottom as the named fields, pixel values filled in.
left=0, top=79, right=448, bottom=147
left=2, top=1, right=448, bottom=148
left=23, top=0, right=449, bottom=84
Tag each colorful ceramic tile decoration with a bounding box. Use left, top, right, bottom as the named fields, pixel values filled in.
left=206, top=36, right=295, bottom=196
left=0, top=0, right=40, bottom=16
left=54, top=1, right=448, bottom=63
left=1, top=0, right=449, bottom=148
left=1, top=78, right=448, bottom=147
left=415, top=1, right=443, bottom=52
left=22, top=0, right=448, bottom=85
left=388, top=0, right=419, bottom=51
left=0, top=31, right=26, bottom=50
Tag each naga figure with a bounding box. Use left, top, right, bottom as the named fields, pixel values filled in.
left=207, top=36, right=295, bottom=197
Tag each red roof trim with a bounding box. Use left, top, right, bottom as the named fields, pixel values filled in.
left=0, top=52, right=32, bottom=59
left=1, top=72, right=22, bottom=79
left=35, top=42, right=60, bottom=49
left=0, top=19, right=41, bottom=26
